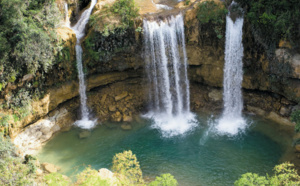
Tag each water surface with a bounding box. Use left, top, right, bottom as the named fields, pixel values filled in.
left=38, top=113, right=291, bottom=185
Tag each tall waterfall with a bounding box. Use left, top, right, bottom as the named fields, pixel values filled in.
left=143, top=14, right=196, bottom=137
left=71, top=0, right=97, bottom=129
left=216, top=9, right=246, bottom=135
left=64, top=3, right=70, bottom=27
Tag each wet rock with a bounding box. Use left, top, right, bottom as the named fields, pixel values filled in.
left=79, top=130, right=91, bottom=139
left=109, top=105, right=117, bottom=112
left=266, top=112, right=294, bottom=127
left=42, top=163, right=59, bottom=173
left=295, top=144, right=300, bottom=152
left=121, top=124, right=132, bottom=130
left=61, top=126, right=72, bottom=132
left=280, top=106, right=290, bottom=116
left=101, top=94, right=107, bottom=105
left=246, top=106, right=266, bottom=116
left=14, top=116, right=61, bottom=156
left=123, top=115, right=133, bottom=122
left=208, top=89, right=222, bottom=101
left=115, top=91, right=128, bottom=101
left=111, top=111, right=122, bottom=122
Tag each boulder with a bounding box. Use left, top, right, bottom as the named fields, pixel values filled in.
left=109, top=105, right=117, bottom=112
left=79, top=130, right=91, bottom=139
left=121, top=124, right=132, bottom=130
left=101, top=94, right=107, bottom=105
left=123, top=115, right=133, bottom=122
left=115, top=91, right=128, bottom=102
left=111, top=111, right=122, bottom=122
left=208, top=89, right=222, bottom=102
left=266, top=112, right=294, bottom=127
left=98, top=168, right=114, bottom=179
left=41, top=163, right=59, bottom=173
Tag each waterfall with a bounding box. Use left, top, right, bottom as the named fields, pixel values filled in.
left=64, top=3, right=70, bottom=27
left=71, top=0, right=97, bottom=129
left=143, top=14, right=196, bottom=137
left=151, top=0, right=173, bottom=10
left=216, top=6, right=246, bottom=135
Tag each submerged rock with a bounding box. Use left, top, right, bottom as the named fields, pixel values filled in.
left=79, top=130, right=91, bottom=139
left=121, top=124, right=132, bottom=130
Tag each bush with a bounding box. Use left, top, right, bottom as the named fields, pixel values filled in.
left=75, top=167, right=110, bottom=186
left=90, top=0, right=139, bottom=36
left=235, top=162, right=300, bottom=185
left=112, top=150, right=144, bottom=184
left=291, top=110, right=300, bottom=133
left=197, top=1, right=228, bottom=39
left=236, top=0, right=300, bottom=52
left=44, top=172, right=72, bottom=186
left=0, top=0, right=62, bottom=89
left=0, top=135, right=35, bottom=185
left=149, top=173, right=178, bottom=186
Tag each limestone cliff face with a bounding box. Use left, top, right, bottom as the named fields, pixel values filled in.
left=12, top=0, right=300, bottom=145
left=183, top=3, right=299, bottom=126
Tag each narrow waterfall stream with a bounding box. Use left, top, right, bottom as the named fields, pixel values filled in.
left=216, top=3, right=246, bottom=135
left=71, top=0, right=97, bottom=129
left=64, top=3, right=70, bottom=27
left=143, top=14, right=196, bottom=137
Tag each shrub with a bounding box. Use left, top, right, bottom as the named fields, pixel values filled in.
left=149, top=173, right=178, bottom=186
left=44, top=172, right=71, bottom=186
left=112, top=150, right=144, bottom=184
left=236, top=0, right=300, bottom=52
left=90, top=0, right=139, bottom=36
left=0, top=0, right=62, bottom=90
left=75, top=167, right=110, bottom=186
left=235, top=162, right=300, bottom=185
left=291, top=110, right=300, bottom=132
left=0, top=135, right=35, bottom=185
left=197, top=1, right=228, bottom=39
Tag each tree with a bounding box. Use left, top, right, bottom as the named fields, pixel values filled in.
left=112, top=150, right=144, bottom=184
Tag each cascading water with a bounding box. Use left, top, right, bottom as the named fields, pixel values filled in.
left=216, top=3, right=246, bottom=135
left=143, top=14, right=196, bottom=137
left=151, top=0, right=173, bottom=10
left=64, top=3, right=70, bottom=27
left=71, top=0, right=97, bottom=129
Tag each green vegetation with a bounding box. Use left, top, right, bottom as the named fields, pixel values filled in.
left=90, top=0, right=139, bottom=36
left=0, top=134, right=35, bottom=185
left=75, top=167, right=110, bottom=186
left=42, top=151, right=177, bottom=185
left=0, top=0, right=64, bottom=124
left=44, top=172, right=72, bottom=186
left=196, top=1, right=228, bottom=39
left=291, top=110, right=300, bottom=132
left=0, top=0, right=62, bottom=87
left=112, top=150, right=144, bottom=184
left=236, top=0, right=300, bottom=52
left=235, top=162, right=300, bottom=185
left=149, top=174, right=178, bottom=186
